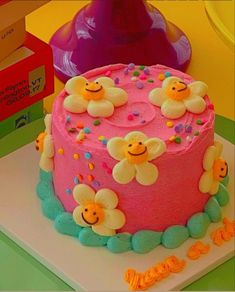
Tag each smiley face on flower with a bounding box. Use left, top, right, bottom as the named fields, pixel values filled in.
left=149, top=76, right=208, bottom=119
left=199, top=141, right=228, bottom=195
left=64, top=76, right=128, bottom=117
left=72, top=184, right=126, bottom=236
left=107, top=131, right=166, bottom=185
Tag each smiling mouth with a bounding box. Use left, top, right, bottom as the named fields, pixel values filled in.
left=177, top=82, right=188, bottom=92
left=128, top=147, right=147, bottom=156
left=85, top=86, right=103, bottom=93
left=82, top=213, right=99, bottom=225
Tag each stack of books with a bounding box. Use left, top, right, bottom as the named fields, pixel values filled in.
left=0, top=0, right=54, bottom=158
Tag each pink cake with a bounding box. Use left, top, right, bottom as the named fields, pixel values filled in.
left=36, top=63, right=230, bottom=253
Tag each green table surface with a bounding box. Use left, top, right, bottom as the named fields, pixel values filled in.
left=0, top=115, right=234, bottom=291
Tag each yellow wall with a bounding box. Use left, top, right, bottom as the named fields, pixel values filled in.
left=26, top=0, right=234, bottom=120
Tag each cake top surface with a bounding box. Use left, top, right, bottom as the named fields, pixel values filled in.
left=53, top=64, right=214, bottom=154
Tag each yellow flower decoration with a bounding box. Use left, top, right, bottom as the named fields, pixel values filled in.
left=64, top=76, right=128, bottom=117
left=149, top=76, right=208, bottom=119
left=107, top=131, right=166, bottom=186
left=199, top=141, right=228, bottom=195
left=73, top=184, right=126, bottom=236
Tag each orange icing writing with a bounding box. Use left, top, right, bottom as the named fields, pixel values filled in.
left=187, top=241, right=210, bottom=260
left=211, top=217, right=235, bottom=246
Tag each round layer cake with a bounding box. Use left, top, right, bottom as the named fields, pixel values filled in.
left=49, top=64, right=215, bottom=234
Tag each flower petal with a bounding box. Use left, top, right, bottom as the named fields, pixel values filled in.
left=103, top=209, right=126, bottom=229
left=87, top=99, right=114, bottom=117
left=203, top=145, right=216, bottom=171
left=95, top=189, right=118, bottom=209
left=135, top=162, right=158, bottom=185
left=149, top=88, right=167, bottom=107
left=104, top=87, right=128, bottom=107
left=209, top=181, right=219, bottom=195
left=73, top=205, right=89, bottom=227
left=125, top=131, right=148, bottom=143
left=214, top=141, right=223, bottom=159
left=112, top=159, right=135, bottom=184
left=199, top=170, right=214, bottom=193
left=161, top=99, right=186, bottom=119
left=145, top=138, right=166, bottom=161
left=107, top=137, right=127, bottom=161
left=92, top=224, right=116, bottom=236
left=43, top=135, right=54, bottom=158
left=65, top=76, right=87, bottom=94
left=63, top=94, right=88, bottom=113
left=73, top=184, right=95, bottom=205
left=44, top=114, right=52, bottom=134
left=188, top=81, right=208, bottom=97
left=184, top=95, right=206, bottom=114
left=95, top=77, right=115, bottom=88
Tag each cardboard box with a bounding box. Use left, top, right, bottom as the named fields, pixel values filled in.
left=0, top=32, right=54, bottom=121
left=0, top=100, right=43, bottom=139
left=0, top=18, right=26, bottom=62
left=0, top=0, right=50, bottom=30
left=0, top=117, right=45, bottom=158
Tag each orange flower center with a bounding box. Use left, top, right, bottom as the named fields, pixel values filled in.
left=81, top=203, right=104, bottom=225
left=124, top=142, right=148, bottom=164
left=81, top=81, right=105, bottom=101
left=213, top=158, right=228, bottom=181
left=166, top=81, right=191, bottom=101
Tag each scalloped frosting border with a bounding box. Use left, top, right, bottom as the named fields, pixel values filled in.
left=36, top=169, right=230, bottom=254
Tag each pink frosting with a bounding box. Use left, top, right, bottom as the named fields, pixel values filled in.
left=52, top=64, right=214, bottom=233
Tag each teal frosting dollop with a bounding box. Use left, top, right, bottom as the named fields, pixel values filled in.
left=39, top=169, right=52, bottom=182
left=132, top=230, right=162, bottom=253
left=215, top=183, right=229, bottom=206
left=36, top=181, right=54, bottom=200
left=204, top=197, right=222, bottom=222
left=107, top=233, right=132, bottom=253
left=79, top=228, right=109, bottom=247
left=162, top=225, right=189, bottom=249
left=42, top=197, right=64, bottom=220
left=54, top=212, right=82, bottom=237
left=187, top=212, right=210, bottom=238
left=221, top=176, right=229, bottom=187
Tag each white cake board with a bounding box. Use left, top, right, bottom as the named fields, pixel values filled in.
left=0, top=134, right=234, bottom=292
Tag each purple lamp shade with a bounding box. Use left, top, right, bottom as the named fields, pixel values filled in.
left=50, top=0, right=192, bottom=82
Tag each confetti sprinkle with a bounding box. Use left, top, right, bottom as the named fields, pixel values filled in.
left=76, top=122, right=84, bottom=129
left=73, top=153, right=80, bottom=160
left=78, top=174, right=83, bottom=182
left=58, top=148, right=64, bottom=155
left=102, top=139, right=108, bottom=146
left=133, top=71, right=140, bottom=77
left=92, top=180, right=101, bottom=187
left=87, top=174, right=94, bottom=182
left=194, top=130, right=200, bottom=136
left=124, top=67, right=129, bottom=75
left=144, top=67, right=150, bottom=75
left=85, top=152, right=92, bottom=159
left=84, top=127, right=91, bottom=134
left=169, top=135, right=176, bottom=142
left=127, top=114, right=134, bottom=121
left=128, top=63, right=135, bottom=70
left=66, top=115, right=71, bottom=123
left=76, top=130, right=85, bottom=142
left=74, top=177, right=79, bottom=184
left=165, top=71, right=171, bottom=77
left=93, top=119, right=101, bottom=126
left=132, top=111, right=139, bottom=116
left=175, top=137, right=182, bottom=144
left=196, top=119, right=203, bottom=125
left=141, top=120, right=146, bottom=124
left=158, top=73, right=165, bottom=81
left=185, top=124, right=193, bottom=133
left=147, top=79, right=154, bottom=83
left=175, top=124, right=183, bottom=133
left=131, top=77, right=138, bottom=81
left=139, top=74, right=147, bottom=80
left=68, top=127, right=77, bottom=133
left=98, top=135, right=105, bottom=141
left=139, top=65, right=145, bottom=70
left=166, top=121, right=174, bottom=128
left=88, top=163, right=95, bottom=170
left=66, top=188, right=72, bottom=195
left=136, top=81, right=144, bottom=89
left=186, top=135, right=193, bottom=143
left=114, top=77, right=120, bottom=85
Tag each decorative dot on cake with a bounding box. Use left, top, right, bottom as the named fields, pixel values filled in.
left=165, top=71, right=172, bottom=78
left=136, top=81, right=144, bottom=89
left=144, top=67, right=150, bottom=75
left=196, top=119, right=203, bottom=125
left=68, top=127, right=77, bottom=133
left=175, top=123, right=183, bottom=133
left=141, top=119, right=146, bottom=124
left=139, top=74, right=147, bottom=80
left=66, top=188, right=72, bottom=195
left=84, top=152, right=92, bottom=159
left=147, top=79, right=154, bottom=83
left=139, top=65, right=145, bottom=70
left=77, top=174, right=83, bottom=182
left=132, top=110, right=139, bottom=116
left=158, top=73, right=165, bottom=81
left=133, top=71, right=140, bottom=77
left=74, top=177, right=79, bottom=185
left=84, top=127, right=91, bottom=134
left=166, top=121, right=174, bottom=128
left=174, top=137, right=182, bottom=144
left=194, top=130, right=200, bottom=136
left=76, top=122, right=84, bottom=129
left=185, top=124, right=193, bottom=133
left=114, top=77, right=120, bottom=85
left=127, top=114, right=134, bottom=121
left=186, top=135, right=193, bottom=143
left=101, top=139, right=108, bottom=146
left=128, top=63, right=135, bottom=70
left=169, top=135, right=176, bottom=142
left=124, top=67, right=129, bottom=75
left=105, top=70, right=112, bottom=77
left=131, top=76, right=138, bottom=81
left=98, top=135, right=105, bottom=141
left=88, top=162, right=95, bottom=170
left=93, top=119, right=101, bottom=126
left=87, top=174, right=94, bottom=182
left=92, top=180, right=100, bottom=187
left=58, top=148, right=64, bottom=155
left=73, top=153, right=80, bottom=160
left=65, top=115, right=71, bottom=123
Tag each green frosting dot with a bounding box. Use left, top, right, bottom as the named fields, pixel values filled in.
left=196, top=119, right=203, bottom=125
left=162, top=225, right=189, bottom=249
left=139, top=65, right=145, bottom=70
left=187, top=212, right=210, bottom=238
left=133, top=71, right=140, bottom=77
left=147, top=79, right=154, bottom=83
left=204, top=197, right=222, bottom=222
left=93, top=119, right=101, bottom=126
left=175, top=137, right=182, bottom=144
